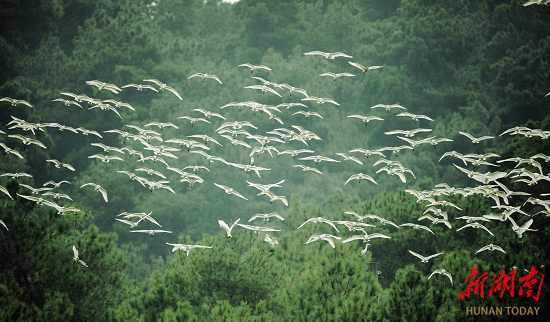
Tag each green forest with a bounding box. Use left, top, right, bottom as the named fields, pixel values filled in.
left=1, top=0, right=549, bottom=320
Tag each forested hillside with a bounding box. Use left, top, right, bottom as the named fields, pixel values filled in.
left=1, top=0, right=549, bottom=320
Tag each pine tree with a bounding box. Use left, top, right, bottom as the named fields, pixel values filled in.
left=0, top=179, right=126, bottom=321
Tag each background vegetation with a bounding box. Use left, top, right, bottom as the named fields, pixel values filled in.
left=1, top=0, right=549, bottom=320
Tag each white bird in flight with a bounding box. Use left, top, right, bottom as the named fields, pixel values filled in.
left=345, top=211, right=370, bottom=222
left=80, top=183, right=108, bottom=202
left=72, top=245, right=88, bottom=267
left=293, top=110, right=323, bottom=119
left=177, top=116, right=211, bottom=127
left=144, top=122, right=179, bottom=130
left=52, top=98, right=82, bottom=108
left=218, top=218, right=241, bottom=237
left=523, top=0, right=550, bottom=6
left=43, top=180, right=70, bottom=188
left=8, top=134, right=47, bottom=149
left=122, top=212, right=162, bottom=227
left=61, top=92, right=89, bottom=103
left=191, top=150, right=228, bottom=166
left=19, top=184, right=52, bottom=195
left=264, top=234, right=278, bottom=247
left=319, top=72, right=355, bottom=80
left=42, top=191, right=73, bottom=201
left=333, top=221, right=376, bottom=232
left=459, top=131, right=494, bottom=144
left=396, top=112, right=434, bottom=122
left=183, top=165, right=210, bottom=173
left=244, top=84, right=282, bottom=97
left=220, top=135, right=251, bottom=148
left=236, top=223, right=281, bottom=234
left=214, top=183, right=248, bottom=200
left=418, top=214, right=452, bottom=229
left=88, top=154, right=125, bottom=165
left=258, top=191, right=288, bottom=206
left=131, top=230, right=173, bottom=236
left=297, top=217, right=339, bottom=232
left=298, top=155, right=340, bottom=165
left=187, top=73, right=223, bottom=84
left=166, top=243, right=213, bottom=256
left=121, top=83, right=159, bottom=94
left=230, top=163, right=271, bottom=178
left=191, top=108, right=226, bottom=120
left=370, top=103, right=406, bottom=113
left=16, top=194, right=58, bottom=208
left=335, top=153, right=363, bottom=165
left=238, top=63, right=272, bottom=72
left=305, top=234, right=342, bottom=248
left=1, top=184, right=13, bottom=200
left=508, top=217, right=537, bottom=238
left=1, top=172, right=32, bottom=179
left=143, top=79, right=183, bottom=99
left=135, top=167, right=166, bottom=179
left=408, top=250, right=444, bottom=263
left=385, top=128, right=432, bottom=137
left=46, top=159, right=76, bottom=171
left=344, top=173, right=377, bottom=185
left=278, top=83, right=308, bottom=97
left=86, top=80, right=121, bottom=93
left=103, top=99, right=135, bottom=111
left=353, top=213, right=400, bottom=228
left=248, top=212, right=285, bottom=222
left=247, top=179, right=285, bottom=193
left=301, top=96, right=339, bottom=106
left=349, top=148, right=385, bottom=158
left=341, top=232, right=391, bottom=243
left=115, top=218, right=140, bottom=230
left=0, top=143, right=24, bottom=159
left=399, top=223, right=434, bottom=234
left=216, top=121, right=258, bottom=132
left=76, top=127, right=103, bottom=138
left=293, top=164, right=322, bottom=174
left=1, top=97, right=33, bottom=107
left=278, top=149, right=314, bottom=158
left=348, top=62, right=383, bottom=74
left=475, top=244, right=506, bottom=254
left=347, top=115, right=384, bottom=126
left=456, top=222, right=494, bottom=236
left=304, top=51, right=352, bottom=61
left=428, top=269, right=453, bottom=285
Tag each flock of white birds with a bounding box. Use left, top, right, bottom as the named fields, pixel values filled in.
left=1, top=47, right=549, bottom=286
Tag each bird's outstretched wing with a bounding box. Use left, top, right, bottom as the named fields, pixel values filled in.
left=408, top=250, right=425, bottom=261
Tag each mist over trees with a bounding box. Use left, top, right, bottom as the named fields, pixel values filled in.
left=1, top=0, right=549, bottom=320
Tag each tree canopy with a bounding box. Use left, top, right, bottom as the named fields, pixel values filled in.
left=1, top=0, right=549, bottom=320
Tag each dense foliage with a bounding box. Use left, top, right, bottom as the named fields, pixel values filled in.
left=1, top=0, right=549, bottom=320
left=0, top=180, right=126, bottom=321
